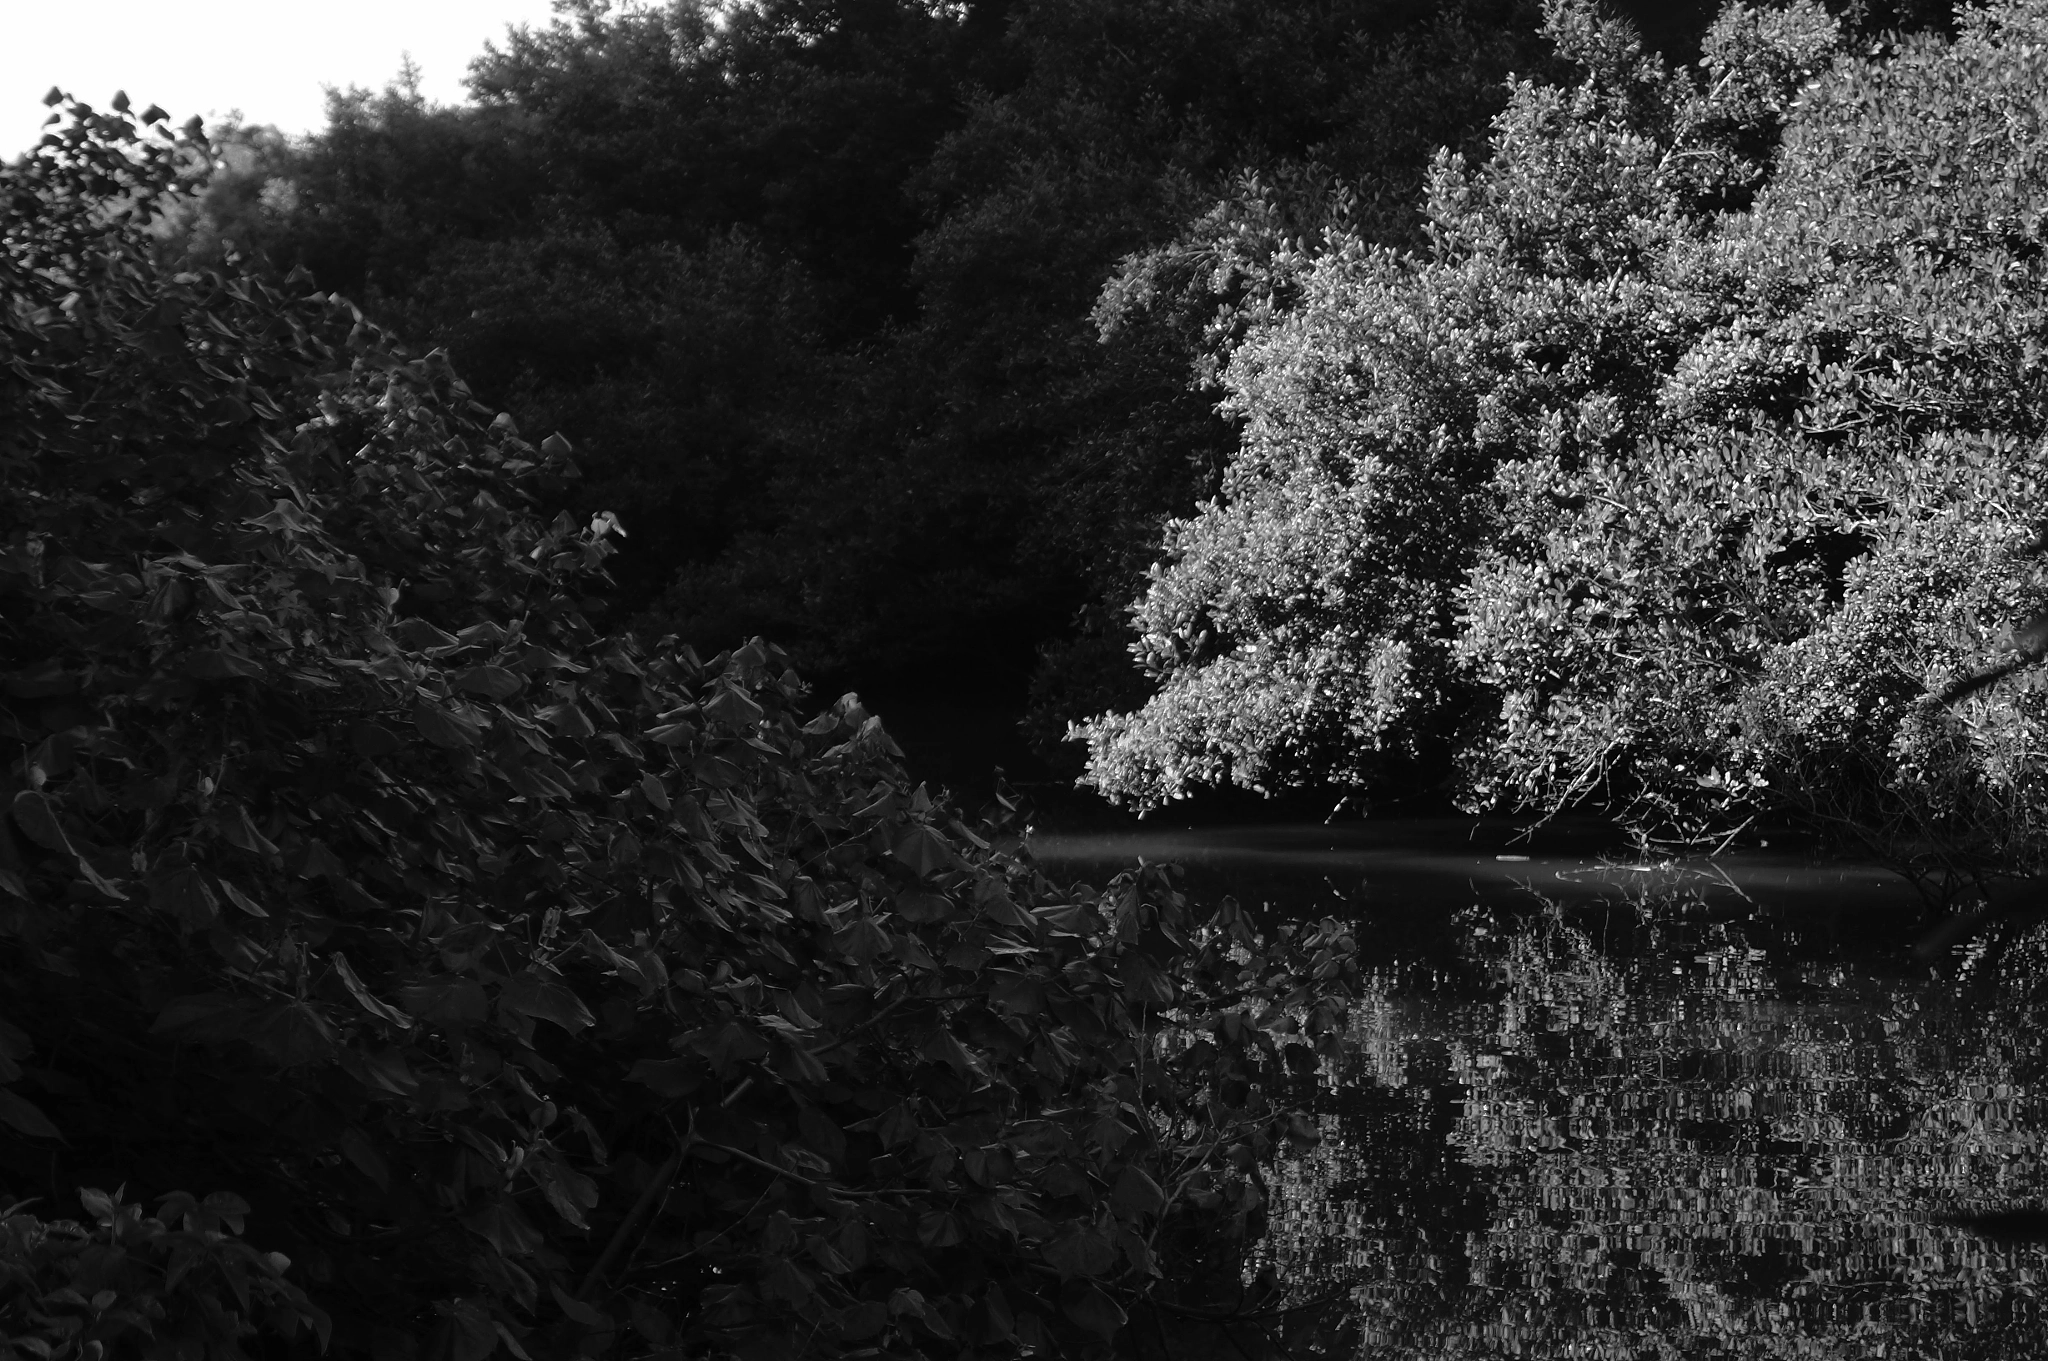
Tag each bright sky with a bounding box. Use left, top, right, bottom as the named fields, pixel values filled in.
left=3, top=0, right=570, bottom=158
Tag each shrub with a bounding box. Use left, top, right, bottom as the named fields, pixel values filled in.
left=0, top=95, right=1354, bottom=1360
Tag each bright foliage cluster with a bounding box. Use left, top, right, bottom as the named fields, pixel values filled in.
left=0, top=98, right=1354, bottom=1360
left=1080, top=0, right=2048, bottom=879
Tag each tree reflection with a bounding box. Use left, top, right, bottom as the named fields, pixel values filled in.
left=1256, top=893, right=2048, bottom=1359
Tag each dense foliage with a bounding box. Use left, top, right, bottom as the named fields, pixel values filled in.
left=163, top=0, right=1592, bottom=767
left=0, top=100, right=1358, bottom=1360
left=1077, top=0, right=2048, bottom=882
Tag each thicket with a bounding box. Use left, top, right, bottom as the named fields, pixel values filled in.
left=161, top=0, right=1585, bottom=764
left=1076, top=0, right=2048, bottom=886
left=0, top=100, right=1357, bottom=1360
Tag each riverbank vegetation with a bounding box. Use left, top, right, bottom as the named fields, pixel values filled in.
left=3, top=0, right=2034, bottom=1356
left=1076, top=0, right=2048, bottom=892
left=154, top=0, right=1655, bottom=773
left=0, top=102, right=1356, bottom=1359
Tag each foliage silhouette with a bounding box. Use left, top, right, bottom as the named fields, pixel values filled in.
left=0, top=96, right=1356, bottom=1360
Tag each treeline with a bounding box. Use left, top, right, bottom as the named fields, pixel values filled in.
left=164, top=0, right=1966, bottom=817
left=166, top=0, right=1760, bottom=788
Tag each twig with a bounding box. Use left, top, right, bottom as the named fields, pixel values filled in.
left=688, top=1140, right=935, bottom=1199
left=633, top=1184, right=772, bottom=1274
left=579, top=1142, right=682, bottom=1302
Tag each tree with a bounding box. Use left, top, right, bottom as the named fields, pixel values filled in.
left=654, top=0, right=1567, bottom=756
left=0, top=93, right=1357, bottom=1361
left=1077, top=0, right=2048, bottom=884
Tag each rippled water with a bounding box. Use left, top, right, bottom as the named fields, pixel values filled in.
left=1034, top=820, right=2048, bottom=1360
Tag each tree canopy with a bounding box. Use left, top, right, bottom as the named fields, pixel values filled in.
left=1076, top=0, right=2048, bottom=881
left=167, top=0, right=1587, bottom=775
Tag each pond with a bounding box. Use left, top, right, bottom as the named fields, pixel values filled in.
left=1033, top=818, right=2048, bottom=1360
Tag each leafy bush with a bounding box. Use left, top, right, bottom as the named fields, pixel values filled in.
left=1, top=1189, right=328, bottom=1361
left=1078, top=0, right=2048, bottom=882
left=0, top=96, right=1354, bottom=1359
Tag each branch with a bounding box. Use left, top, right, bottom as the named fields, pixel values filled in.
left=579, top=1142, right=681, bottom=1302
left=688, top=1140, right=936, bottom=1199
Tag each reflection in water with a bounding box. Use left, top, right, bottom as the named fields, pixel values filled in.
left=1036, top=823, right=2048, bottom=1359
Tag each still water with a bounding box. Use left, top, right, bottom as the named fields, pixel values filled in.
left=1034, top=819, right=2048, bottom=1359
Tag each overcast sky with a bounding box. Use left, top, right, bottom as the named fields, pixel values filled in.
left=4, top=0, right=567, bottom=158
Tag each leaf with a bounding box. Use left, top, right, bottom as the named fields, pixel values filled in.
left=989, top=974, right=1045, bottom=1016
left=798, top=1106, right=845, bottom=1167
left=289, top=837, right=348, bottom=880
left=1043, top=1227, right=1116, bottom=1278
left=627, top=1301, right=671, bottom=1345
left=217, top=804, right=281, bottom=857
left=682, top=1021, right=769, bottom=1074
left=1060, top=1280, right=1127, bottom=1338
left=498, top=971, right=595, bottom=1034
left=528, top=1157, right=599, bottom=1228
left=350, top=721, right=403, bottom=757
left=978, top=1284, right=1015, bottom=1342
left=414, top=701, right=480, bottom=749
left=538, top=702, right=594, bottom=739
left=626, top=1057, right=703, bottom=1098
left=549, top=1283, right=610, bottom=1331
left=331, top=951, right=414, bottom=1028
left=185, top=648, right=265, bottom=680
left=70, top=853, right=128, bottom=901
left=877, top=1102, right=918, bottom=1148
left=702, top=686, right=765, bottom=730
left=921, top=1028, right=983, bottom=1078
left=250, top=1001, right=340, bottom=1066
left=9, top=791, right=74, bottom=854
left=79, top=1187, right=120, bottom=1222
left=150, top=865, right=218, bottom=930
left=392, top=618, right=461, bottom=653
left=0, top=1088, right=61, bottom=1139
left=916, top=1210, right=963, bottom=1248
left=976, top=884, right=1036, bottom=928
left=338, top=1126, right=390, bottom=1189
left=807, top=1235, right=855, bottom=1275
left=342, top=1047, right=418, bottom=1096
left=0, top=1017, right=29, bottom=1069
left=1110, top=1165, right=1165, bottom=1218
left=399, top=976, right=490, bottom=1026
left=443, top=1298, right=500, bottom=1361
left=215, top=876, right=270, bottom=917
left=895, top=889, right=954, bottom=923
left=453, top=665, right=523, bottom=699
left=838, top=1302, right=888, bottom=1340
left=892, top=825, right=955, bottom=879
left=464, top=1199, right=543, bottom=1257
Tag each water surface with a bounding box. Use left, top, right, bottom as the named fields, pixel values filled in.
left=1036, top=820, right=2048, bottom=1359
